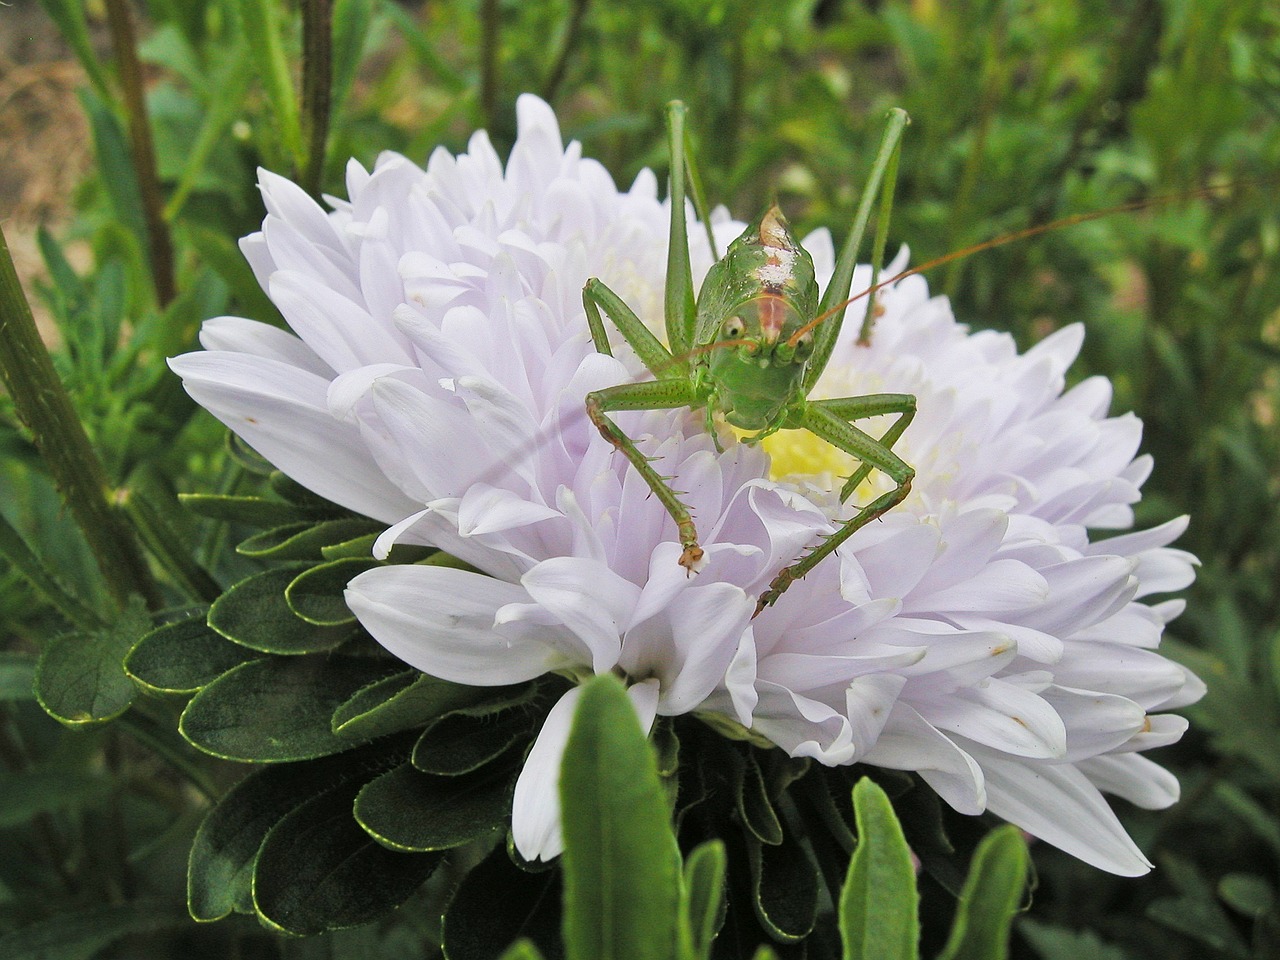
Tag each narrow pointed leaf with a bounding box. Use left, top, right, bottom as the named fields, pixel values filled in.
left=560, top=675, right=681, bottom=960
left=682, top=840, right=728, bottom=960
left=840, top=778, right=919, bottom=960
left=738, top=750, right=783, bottom=845
left=237, top=517, right=382, bottom=560
left=936, top=825, right=1029, bottom=960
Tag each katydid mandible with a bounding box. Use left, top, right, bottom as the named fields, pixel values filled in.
left=583, top=102, right=914, bottom=612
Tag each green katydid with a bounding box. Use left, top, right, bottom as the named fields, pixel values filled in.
left=582, top=102, right=915, bottom=611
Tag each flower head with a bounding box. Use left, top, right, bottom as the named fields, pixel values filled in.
left=171, top=95, right=1200, bottom=874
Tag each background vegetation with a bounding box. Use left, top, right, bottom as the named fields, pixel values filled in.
left=1, top=0, right=1278, bottom=957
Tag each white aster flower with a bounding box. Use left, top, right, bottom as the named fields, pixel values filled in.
left=169, top=95, right=1201, bottom=875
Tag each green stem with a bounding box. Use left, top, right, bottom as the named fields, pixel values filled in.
left=102, top=0, right=177, bottom=308
left=301, top=0, right=334, bottom=199
left=479, top=0, right=500, bottom=130
left=541, top=0, right=591, bottom=104
left=0, top=226, right=161, bottom=611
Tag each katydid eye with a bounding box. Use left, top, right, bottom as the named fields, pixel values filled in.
left=723, top=317, right=746, bottom=339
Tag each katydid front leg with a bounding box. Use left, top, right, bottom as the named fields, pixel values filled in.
left=582, top=278, right=710, bottom=573
left=756, top=393, right=916, bottom=611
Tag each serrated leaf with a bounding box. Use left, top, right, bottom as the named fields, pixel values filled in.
left=237, top=517, right=383, bottom=560
left=35, top=599, right=150, bottom=727
left=208, top=565, right=353, bottom=654
left=840, top=778, right=919, bottom=960
left=0, top=652, right=36, bottom=701
left=334, top=671, right=505, bottom=741
left=411, top=698, right=537, bottom=775
left=125, top=614, right=256, bottom=693
left=936, top=825, right=1028, bottom=960
left=187, top=746, right=403, bottom=921
left=560, top=675, right=681, bottom=960
left=180, top=655, right=400, bottom=761
left=748, top=829, right=819, bottom=944
left=442, top=845, right=564, bottom=960
left=0, top=769, right=110, bottom=827
left=287, top=556, right=381, bottom=625
left=253, top=768, right=441, bottom=936
left=0, top=900, right=187, bottom=960
left=354, top=762, right=513, bottom=852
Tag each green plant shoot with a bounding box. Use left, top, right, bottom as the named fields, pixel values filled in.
left=583, top=103, right=915, bottom=611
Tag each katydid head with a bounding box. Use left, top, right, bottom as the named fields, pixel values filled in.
left=696, top=205, right=822, bottom=431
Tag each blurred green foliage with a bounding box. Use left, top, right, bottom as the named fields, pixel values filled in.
left=1, top=0, right=1279, bottom=957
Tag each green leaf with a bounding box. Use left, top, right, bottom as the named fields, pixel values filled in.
left=208, top=565, right=354, bottom=655
left=253, top=765, right=442, bottom=935
left=442, top=845, right=563, bottom=960
left=411, top=694, right=538, bottom=775
left=237, top=517, right=383, bottom=560
left=738, top=750, right=783, bottom=845
left=34, top=599, right=150, bottom=727
left=286, top=556, right=382, bottom=625
left=1017, top=919, right=1134, bottom=960
left=354, top=762, right=513, bottom=851
left=187, top=747, right=402, bottom=921
left=681, top=840, right=728, bottom=960
left=560, top=675, right=682, bottom=960
left=0, top=651, right=36, bottom=701
left=0, top=769, right=109, bottom=828
left=125, top=614, right=256, bottom=694
left=1218, top=873, right=1275, bottom=917
left=35, top=0, right=112, bottom=101
left=78, top=89, right=147, bottom=251
left=747, top=829, right=819, bottom=944
left=334, top=671, right=507, bottom=741
left=180, top=655, right=400, bottom=761
left=500, top=942, right=549, bottom=960
left=178, top=492, right=326, bottom=526
left=936, top=825, right=1028, bottom=960
left=839, top=777, right=919, bottom=960
left=0, top=901, right=187, bottom=960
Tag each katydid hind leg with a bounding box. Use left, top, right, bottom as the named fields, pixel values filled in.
left=756, top=399, right=915, bottom=611
left=663, top=101, right=697, bottom=361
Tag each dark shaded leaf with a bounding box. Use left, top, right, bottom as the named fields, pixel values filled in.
left=0, top=769, right=110, bottom=827
left=0, top=651, right=36, bottom=701
left=35, top=599, right=150, bottom=727
left=125, top=613, right=256, bottom=693
left=287, top=556, right=382, bottom=625
left=180, top=655, right=400, bottom=761
left=208, top=564, right=353, bottom=655
left=178, top=492, right=326, bottom=526
left=738, top=750, right=783, bottom=846
left=355, top=762, right=513, bottom=851
left=411, top=695, right=538, bottom=775
left=0, top=900, right=188, bottom=960
left=442, top=845, right=564, bottom=960
left=187, top=745, right=404, bottom=922
left=237, top=517, right=383, bottom=560
left=254, top=765, right=441, bottom=935
left=334, top=671, right=507, bottom=741
left=748, top=830, right=819, bottom=944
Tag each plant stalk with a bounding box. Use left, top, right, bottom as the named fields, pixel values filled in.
left=0, top=225, right=161, bottom=611
left=301, top=0, right=334, bottom=199
left=102, top=0, right=177, bottom=308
